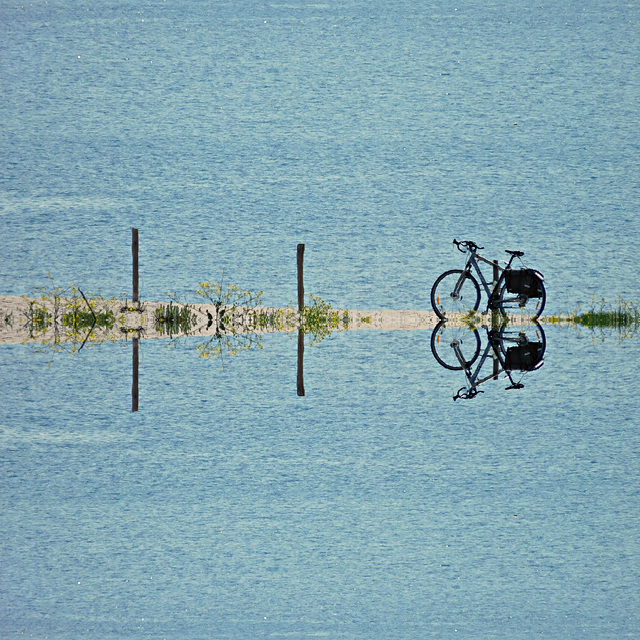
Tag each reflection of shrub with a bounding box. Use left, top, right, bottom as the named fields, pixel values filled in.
left=196, top=333, right=263, bottom=364
left=155, top=303, right=197, bottom=336
left=190, top=289, right=346, bottom=364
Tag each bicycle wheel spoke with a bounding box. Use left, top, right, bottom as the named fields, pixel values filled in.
left=430, top=270, right=481, bottom=319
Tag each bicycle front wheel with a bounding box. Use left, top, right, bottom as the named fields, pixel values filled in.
left=430, top=321, right=481, bottom=371
left=431, top=269, right=481, bottom=320
left=497, top=278, right=546, bottom=318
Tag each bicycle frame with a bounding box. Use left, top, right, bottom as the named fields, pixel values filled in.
left=431, top=239, right=547, bottom=320
left=453, top=244, right=520, bottom=311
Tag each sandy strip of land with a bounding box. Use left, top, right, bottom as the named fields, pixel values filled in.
left=0, top=295, right=543, bottom=347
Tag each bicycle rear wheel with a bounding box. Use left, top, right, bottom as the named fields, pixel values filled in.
left=430, top=321, right=481, bottom=371
left=497, top=278, right=546, bottom=318
left=430, top=269, right=481, bottom=320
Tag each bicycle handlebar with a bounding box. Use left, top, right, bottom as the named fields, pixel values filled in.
left=453, top=386, right=484, bottom=400
left=453, top=239, right=484, bottom=253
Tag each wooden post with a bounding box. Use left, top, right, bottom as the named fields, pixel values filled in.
left=297, top=244, right=305, bottom=396
left=132, top=337, right=139, bottom=412
left=132, top=228, right=139, bottom=303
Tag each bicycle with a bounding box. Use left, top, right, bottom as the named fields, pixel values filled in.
left=430, top=240, right=546, bottom=320
left=430, top=320, right=546, bottom=399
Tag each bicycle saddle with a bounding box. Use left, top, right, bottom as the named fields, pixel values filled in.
left=505, top=250, right=524, bottom=257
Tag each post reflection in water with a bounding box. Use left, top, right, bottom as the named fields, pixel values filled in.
left=132, top=336, right=139, bottom=412
left=297, top=243, right=306, bottom=397
left=297, top=329, right=305, bottom=397
left=430, top=320, right=546, bottom=400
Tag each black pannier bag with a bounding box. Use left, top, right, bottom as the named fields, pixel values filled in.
left=504, top=269, right=543, bottom=298
left=504, top=342, right=544, bottom=371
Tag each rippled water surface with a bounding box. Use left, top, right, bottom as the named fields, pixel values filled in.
left=1, top=0, right=640, bottom=637
left=2, top=328, right=640, bottom=638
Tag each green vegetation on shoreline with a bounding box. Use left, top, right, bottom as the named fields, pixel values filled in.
left=542, top=299, right=639, bottom=326
left=571, top=298, right=639, bottom=329
left=12, top=278, right=640, bottom=358
left=542, top=298, right=640, bottom=341
left=155, top=303, right=198, bottom=336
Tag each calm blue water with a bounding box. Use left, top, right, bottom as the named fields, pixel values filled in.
left=2, top=328, right=640, bottom=638
left=2, top=0, right=640, bottom=638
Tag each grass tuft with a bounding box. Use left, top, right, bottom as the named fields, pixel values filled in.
left=155, top=303, right=197, bottom=336
left=562, top=297, right=640, bottom=342
left=570, top=298, right=639, bottom=329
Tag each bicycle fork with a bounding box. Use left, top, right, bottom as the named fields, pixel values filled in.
left=452, top=269, right=472, bottom=300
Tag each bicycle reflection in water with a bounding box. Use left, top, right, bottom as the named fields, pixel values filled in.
left=430, top=321, right=546, bottom=400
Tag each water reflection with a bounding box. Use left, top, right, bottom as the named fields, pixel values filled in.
left=5, top=283, right=639, bottom=410
left=0, top=289, right=350, bottom=409
left=132, top=337, right=139, bottom=412
left=430, top=320, right=546, bottom=400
